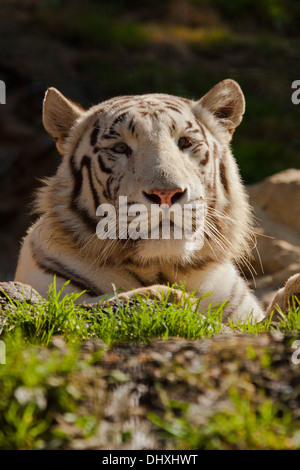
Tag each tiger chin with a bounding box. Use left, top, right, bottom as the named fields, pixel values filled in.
left=15, top=79, right=267, bottom=324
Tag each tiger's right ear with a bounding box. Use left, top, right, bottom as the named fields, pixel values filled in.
left=43, top=88, right=84, bottom=155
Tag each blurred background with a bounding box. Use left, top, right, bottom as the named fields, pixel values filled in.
left=0, top=0, right=299, bottom=281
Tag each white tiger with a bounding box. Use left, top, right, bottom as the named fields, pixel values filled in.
left=15, top=79, right=267, bottom=323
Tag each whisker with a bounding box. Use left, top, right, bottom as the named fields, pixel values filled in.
left=204, top=215, right=257, bottom=284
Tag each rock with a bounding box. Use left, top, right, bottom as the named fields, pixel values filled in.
left=249, top=169, right=300, bottom=232
left=251, top=239, right=300, bottom=276
left=0, top=281, right=41, bottom=305
left=265, top=272, right=300, bottom=320
left=220, top=324, right=235, bottom=334
left=246, top=169, right=300, bottom=308
left=50, top=335, right=69, bottom=353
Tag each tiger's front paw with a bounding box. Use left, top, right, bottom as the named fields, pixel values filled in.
left=111, top=284, right=192, bottom=305
left=82, top=285, right=194, bottom=310
left=266, top=272, right=300, bottom=317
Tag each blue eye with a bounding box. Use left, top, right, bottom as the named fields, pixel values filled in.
left=178, top=136, right=193, bottom=150
left=112, top=142, right=130, bottom=154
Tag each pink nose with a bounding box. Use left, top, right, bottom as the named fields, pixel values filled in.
left=146, top=188, right=184, bottom=207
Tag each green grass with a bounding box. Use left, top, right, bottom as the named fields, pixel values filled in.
left=0, top=282, right=299, bottom=449
left=0, top=280, right=225, bottom=348
left=148, top=388, right=300, bottom=450
left=1, top=280, right=299, bottom=348
left=0, top=333, right=101, bottom=449
left=229, top=296, right=300, bottom=334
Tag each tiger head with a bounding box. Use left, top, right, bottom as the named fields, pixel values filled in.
left=40, top=79, right=252, bottom=268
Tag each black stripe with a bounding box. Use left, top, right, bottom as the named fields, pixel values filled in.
left=72, top=155, right=100, bottom=213
left=113, top=174, right=124, bottom=199
left=105, top=175, right=115, bottom=200
left=30, top=240, right=101, bottom=297
left=177, top=258, right=214, bottom=274
left=106, top=155, right=119, bottom=162
left=57, top=221, right=91, bottom=251
left=170, top=118, right=176, bottom=129
left=84, top=156, right=101, bottom=209
left=163, top=100, right=184, bottom=108
left=165, top=105, right=181, bottom=113
left=191, top=143, right=203, bottom=155
left=102, top=134, right=116, bottom=140
left=69, top=154, right=100, bottom=231
left=108, top=129, right=121, bottom=137
left=213, top=142, right=219, bottom=159
left=90, top=127, right=99, bottom=146
left=112, top=112, right=128, bottom=125
left=198, top=122, right=208, bottom=146
left=125, top=268, right=147, bottom=287
left=219, top=159, right=229, bottom=194
left=98, top=154, right=113, bottom=174
left=109, top=100, right=131, bottom=111
left=156, top=272, right=169, bottom=285
left=139, top=111, right=149, bottom=117
left=200, top=150, right=209, bottom=164
left=94, top=170, right=105, bottom=188
left=128, top=118, right=136, bottom=134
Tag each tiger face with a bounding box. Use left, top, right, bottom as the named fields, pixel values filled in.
left=41, top=79, right=251, bottom=266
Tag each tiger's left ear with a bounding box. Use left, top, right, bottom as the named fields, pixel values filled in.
left=193, top=79, right=245, bottom=140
